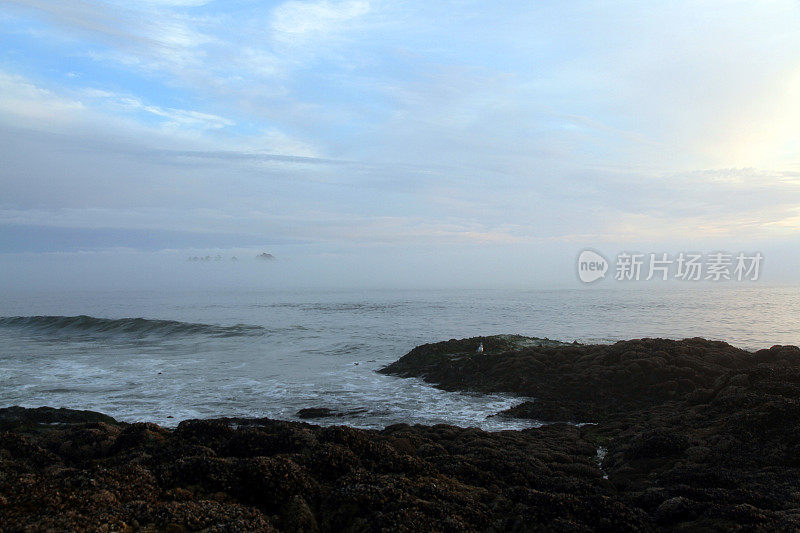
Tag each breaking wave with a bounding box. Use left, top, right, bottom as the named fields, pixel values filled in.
left=0, top=315, right=266, bottom=339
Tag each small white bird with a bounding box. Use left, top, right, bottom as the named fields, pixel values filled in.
left=477, top=342, right=484, bottom=354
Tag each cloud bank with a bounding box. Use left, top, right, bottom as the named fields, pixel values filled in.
left=1, top=0, right=799, bottom=287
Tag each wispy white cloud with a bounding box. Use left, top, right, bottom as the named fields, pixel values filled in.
left=5, top=0, right=212, bottom=51
left=0, top=71, right=235, bottom=137
left=81, top=88, right=235, bottom=130
left=271, top=0, right=370, bottom=43
left=0, top=72, right=85, bottom=123
left=1, top=0, right=800, bottom=270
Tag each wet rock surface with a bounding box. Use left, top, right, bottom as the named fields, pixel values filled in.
left=0, top=409, right=638, bottom=532
left=381, top=336, right=800, bottom=530
left=296, top=407, right=368, bottom=420
left=0, top=406, right=118, bottom=432
left=3, top=337, right=800, bottom=530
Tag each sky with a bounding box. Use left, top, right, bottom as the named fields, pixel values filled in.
left=1, top=0, right=800, bottom=289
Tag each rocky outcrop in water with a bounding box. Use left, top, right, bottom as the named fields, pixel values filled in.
left=381, top=336, right=800, bottom=530
left=296, top=407, right=367, bottom=419
left=380, top=336, right=799, bottom=420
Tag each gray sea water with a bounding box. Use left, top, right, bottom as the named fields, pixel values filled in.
left=0, top=286, right=798, bottom=429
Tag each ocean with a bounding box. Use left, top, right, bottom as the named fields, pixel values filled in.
left=0, top=285, right=797, bottom=430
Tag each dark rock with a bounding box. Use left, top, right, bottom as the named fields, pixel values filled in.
left=0, top=406, right=119, bottom=431
left=624, top=430, right=690, bottom=460
left=296, top=407, right=367, bottom=419
left=283, top=495, right=319, bottom=532
left=379, top=335, right=800, bottom=530
left=0, top=407, right=638, bottom=531
left=654, top=496, right=697, bottom=524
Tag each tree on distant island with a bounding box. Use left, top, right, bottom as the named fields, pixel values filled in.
left=256, top=253, right=275, bottom=260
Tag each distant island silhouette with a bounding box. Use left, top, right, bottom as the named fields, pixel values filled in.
left=185, top=253, right=274, bottom=262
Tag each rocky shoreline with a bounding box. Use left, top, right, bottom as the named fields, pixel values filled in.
left=3, top=336, right=800, bottom=531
